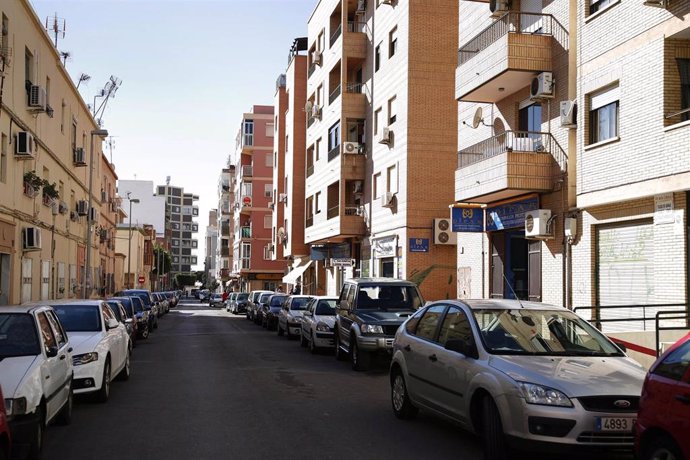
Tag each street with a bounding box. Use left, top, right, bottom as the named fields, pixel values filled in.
left=41, top=299, right=484, bottom=460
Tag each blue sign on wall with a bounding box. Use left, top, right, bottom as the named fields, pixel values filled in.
left=452, top=207, right=484, bottom=232
left=409, top=238, right=429, bottom=253
left=486, top=196, right=539, bottom=232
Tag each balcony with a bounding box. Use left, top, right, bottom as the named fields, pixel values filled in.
left=342, top=83, right=367, bottom=118
left=329, top=84, right=342, bottom=104
left=456, top=131, right=567, bottom=203
left=344, top=21, right=367, bottom=60
left=221, top=247, right=230, bottom=257
left=330, top=23, right=342, bottom=47
left=240, top=226, right=251, bottom=239
left=240, top=258, right=250, bottom=270
left=240, top=165, right=253, bottom=181
left=456, top=13, right=568, bottom=103
left=308, top=63, right=317, bottom=78
left=307, top=164, right=314, bottom=177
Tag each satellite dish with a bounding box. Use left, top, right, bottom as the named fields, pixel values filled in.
left=472, top=107, right=483, bottom=129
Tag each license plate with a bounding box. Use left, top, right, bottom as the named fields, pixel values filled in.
left=595, top=417, right=635, bottom=432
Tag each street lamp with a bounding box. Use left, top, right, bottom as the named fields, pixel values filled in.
left=82, top=128, right=108, bottom=299
left=127, top=195, right=140, bottom=289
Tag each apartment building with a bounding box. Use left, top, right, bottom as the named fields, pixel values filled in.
left=205, top=208, right=218, bottom=281
left=217, top=167, right=235, bottom=286
left=115, top=224, right=148, bottom=289
left=232, top=105, right=287, bottom=291
left=305, top=0, right=458, bottom=298
left=0, top=0, right=117, bottom=304
left=98, top=155, right=120, bottom=296
left=570, top=0, right=690, bottom=324
left=273, top=39, right=312, bottom=292
left=156, top=183, right=199, bottom=277
left=453, top=0, right=574, bottom=304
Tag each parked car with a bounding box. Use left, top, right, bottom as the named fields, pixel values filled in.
left=209, top=293, right=224, bottom=308
left=198, top=289, right=210, bottom=302
left=0, top=384, right=11, bottom=460
left=389, top=299, right=647, bottom=458
left=109, top=296, right=149, bottom=340
left=254, top=292, right=275, bottom=326
left=152, top=292, right=169, bottom=316
left=277, top=295, right=313, bottom=338
left=231, top=293, right=250, bottom=314
left=0, top=305, right=73, bottom=459
left=48, top=300, right=131, bottom=403
left=247, top=290, right=273, bottom=321
left=115, top=289, right=158, bottom=330
left=635, top=332, right=690, bottom=460
left=334, top=278, right=424, bottom=371
left=225, top=293, right=238, bottom=312
left=105, top=300, right=137, bottom=349
left=262, top=294, right=288, bottom=330
left=300, top=296, right=338, bottom=354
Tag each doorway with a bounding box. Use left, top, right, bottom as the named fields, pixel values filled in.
left=490, top=231, right=541, bottom=301
left=0, top=253, right=9, bottom=305
left=381, top=257, right=394, bottom=278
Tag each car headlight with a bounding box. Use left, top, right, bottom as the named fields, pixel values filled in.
left=5, top=397, right=27, bottom=417
left=360, top=324, right=384, bottom=334
left=518, top=382, right=573, bottom=407
left=291, top=316, right=302, bottom=322
left=73, top=352, right=99, bottom=366
left=316, top=322, right=331, bottom=332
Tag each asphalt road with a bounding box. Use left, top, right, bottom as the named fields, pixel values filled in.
left=39, top=300, right=632, bottom=460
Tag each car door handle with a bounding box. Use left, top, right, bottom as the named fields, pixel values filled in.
left=403, top=344, right=411, bottom=352
left=675, top=394, right=690, bottom=405
left=428, top=354, right=438, bottom=362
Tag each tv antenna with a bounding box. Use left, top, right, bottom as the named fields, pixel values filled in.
left=93, top=75, right=123, bottom=124
left=59, top=50, right=71, bottom=67
left=45, top=13, right=66, bottom=48
left=106, top=136, right=117, bottom=164
left=76, top=73, right=91, bottom=89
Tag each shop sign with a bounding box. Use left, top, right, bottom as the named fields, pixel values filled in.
left=451, top=207, right=484, bottom=232
left=409, top=238, right=429, bottom=253
left=373, top=236, right=396, bottom=258
left=654, top=193, right=674, bottom=224
left=486, top=196, right=539, bottom=232
left=247, top=273, right=283, bottom=280
left=331, top=258, right=354, bottom=266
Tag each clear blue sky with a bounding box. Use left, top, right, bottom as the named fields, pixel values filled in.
left=31, top=0, right=316, bottom=271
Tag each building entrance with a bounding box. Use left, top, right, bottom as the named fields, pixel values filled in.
left=490, top=230, right=541, bottom=301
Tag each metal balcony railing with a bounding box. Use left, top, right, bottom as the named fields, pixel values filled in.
left=457, top=12, right=569, bottom=66
left=347, top=21, right=366, bottom=33
left=241, top=165, right=253, bottom=178
left=329, top=84, right=341, bottom=104
left=307, top=164, right=314, bottom=177
left=457, top=131, right=567, bottom=172
left=344, top=207, right=360, bottom=216
left=241, top=226, right=251, bottom=238
left=306, top=216, right=314, bottom=228
left=346, top=82, right=363, bottom=94
left=328, top=145, right=340, bottom=161
left=308, top=63, right=317, bottom=78
left=330, top=23, right=342, bottom=47
left=307, top=116, right=316, bottom=128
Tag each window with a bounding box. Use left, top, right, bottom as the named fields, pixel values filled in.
left=589, top=0, right=614, bottom=14
left=285, top=135, right=289, bottom=154
left=388, top=96, right=397, bottom=125
left=589, top=85, right=619, bottom=144
left=387, top=165, right=397, bottom=193
left=328, top=121, right=340, bottom=151
left=264, top=215, right=272, bottom=228
left=60, top=100, right=66, bottom=134
left=315, top=192, right=321, bottom=213
left=373, top=173, right=381, bottom=199
left=677, top=59, right=690, bottom=122
left=651, top=340, right=690, bottom=381
left=438, top=307, right=472, bottom=346
left=37, top=313, right=57, bottom=351
left=375, top=43, right=382, bottom=72
left=0, top=133, right=6, bottom=183
left=317, top=85, right=323, bottom=106
left=46, top=310, right=68, bottom=347
left=266, top=123, right=274, bottom=137
left=389, top=27, right=398, bottom=58
left=414, top=305, right=445, bottom=341
left=318, top=30, right=325, bottom=52
left=264, top=184, right=272, bottom=197
left=71, top=121, right=77, bottom=151
left=374, top=108, right=381, bottom=135
left=518, top=103, right=542, bottom=133
left=315, top=138, right=321, bottom=161
left=25, top=47, right=34, bottom=84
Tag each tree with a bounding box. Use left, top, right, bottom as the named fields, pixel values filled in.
left=175, top=274, right=197, bottom=288
left=152, top=246, right=172, bottom=275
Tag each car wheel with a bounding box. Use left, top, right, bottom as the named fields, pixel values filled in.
left=351, top=340, right=371, bottom=371
left=118, top=351, right=131, bottom=381
left=644, top=435, right=684, bottom=460
left=141, top=324, right=149, bottom=340
left=481, top=396, right=507, bottom=460
left=96, top=358, right=111, bottom=403
left=55, top=384, right=73, bottom=426
left=277, top=323, right=284, bottom=336
left=300, top=331, right=308, bottom=347
left=26, top=404, right=45, bottom=460
left=391, top=369, right=418, bottom=420
left=334, top=333, right=347, bottom=361
left=309, top=332, right=318, bottom=354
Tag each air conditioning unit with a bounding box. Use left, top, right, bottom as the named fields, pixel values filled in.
left=73, top=147, right=87, bottom=166
left=313, top=50, right=322, bottom=66
left=489, top=0, right=510, bottom=17
left=525, top=209, right=553, bottom=239
left=560, top=100, right=577, bottom=128
left=279, top=193, right=288, bottom=203
left=22, top=227, right=41, bottom=251
left=89, top=207, right=99, bottom=222
left=278, top=227, right=288, bottom=244
left=77, top=200, right=89, bottom=216
left=58, top=201, right=68, bottom=214
left=643, top=0, right=669, bottom=7
left=530, top=72, right=554, bottom=100
left=356, top=0, right=366, bottom=13
left=380, top=0, right=393, bottom=4
left=378, top=127, right=392, bottom=145
left=343, top=142, right=361, bottom=154
left=311, top=105, right=322, bottom=119
left=433, top=218, right=457, bottom=245
left=381, top=192, right=395, bottom=208
left=15, top=131, right=35, bottom=157
left=352, top=181, right=364, bottom=194
left=28, top=85, right=47, bottom=111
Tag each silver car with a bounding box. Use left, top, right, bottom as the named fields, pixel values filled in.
left=277, top=295, right=313, bottom=338
left=300, top=296, right=338, bottom=353
left=390, top=299, right=646, bottom=459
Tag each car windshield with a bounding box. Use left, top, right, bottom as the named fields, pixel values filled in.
left=129, top=297, right=144, bottom=313
left=316, top=300, right=337, bottom=315
left=357, top=285, right=423, bottom=311
left=290, top=297, right=311, bottom=310
left=53, top=305, right=102, bottom=332
left=127, top=291, right=151, bottom=307
left=0, top=313, right=41, bottom=358
left=237, top=294, right=249, bottom=301
left=259, top=293, right=272, bottom=303
left=106, top=302, right=123, bottom=321
left=472, top=309, right=624, bottom=357
left=270, top=296, right=287, bottom=306
left=116, top=299, right=134, bottom=317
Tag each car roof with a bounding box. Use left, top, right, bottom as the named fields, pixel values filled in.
left=0, top=304, right=55, bottom=314
left=345, top=278, right=417, bottom=286
left=23, top=299, right=105, bottom=307
left=309, top=295, right=338, bottom=300
left=439, top=299, right=564, bottom=311
left=288, top=295, right=312, bottom=299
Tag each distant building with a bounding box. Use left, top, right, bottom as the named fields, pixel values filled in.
left=217, top=167, right=235, bottom=286
left=156, top=183, right=199, bottom=278
left=205, top=209, right=218, bottom=281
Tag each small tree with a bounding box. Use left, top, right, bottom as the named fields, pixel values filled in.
left=175, top=273, right=197, bottom=288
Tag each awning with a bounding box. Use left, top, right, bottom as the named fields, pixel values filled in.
left=282, top=260, right=313, bottom=284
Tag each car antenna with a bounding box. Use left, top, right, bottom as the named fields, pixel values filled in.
left=502, top=271, right=525, bottom=309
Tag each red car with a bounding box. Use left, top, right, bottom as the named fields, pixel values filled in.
left=0, top=384, right=11, bottom=460
left=635, top=333, right=690, bottom=460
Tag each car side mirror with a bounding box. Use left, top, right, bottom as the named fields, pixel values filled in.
left=125, top=318, right=133, bottom=324
left=445, top=338, right=478, bottom=359
left=46, top=345, right=59, bottom=358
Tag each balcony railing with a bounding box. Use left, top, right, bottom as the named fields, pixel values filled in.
left=241, top=258, right=250, bottom=270
left=243, top=134, right=254, bottom=147
left=308, top=63, right=317, bottom=78
left=306, top=216, right=314, bottom=227
left=241, top=165, right=253, bottom=178
left=329, top=84, right=341, bottom=104
left=241, top=226, right=251, bottom=238
left=346, top=82, right=363, bottom=94
left=347, top=21, right=366, bottom=33
left=328, top=145, right=340, bottom=161
left=458, top=12, right=568, bottom=66
left=330, top=23, right=342, bottom=47
left=307, top=164, right=314, bottom=177
left=344, top=207, right=360, bottom=216
left=327, top=205, right=339, bottom=219
left=458, top=131, right=567, bottom=172
left=307, top=116, right=316, bottom=128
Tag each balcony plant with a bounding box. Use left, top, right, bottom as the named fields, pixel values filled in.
left=23, top=170, right=43, bottom=198
left=41, top=181, right=59, bottom=207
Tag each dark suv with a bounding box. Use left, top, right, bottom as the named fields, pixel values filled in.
left=334, top=278, right=424, bottom=371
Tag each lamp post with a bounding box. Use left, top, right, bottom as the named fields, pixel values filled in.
left=82, top=128, right=108, bottom=299
left=127, top=196, right=140, bottom=288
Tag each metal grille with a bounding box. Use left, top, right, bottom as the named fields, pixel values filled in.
left=576, top=432, right=634, bottom=444
left=577, top=396, right=639, bottom=413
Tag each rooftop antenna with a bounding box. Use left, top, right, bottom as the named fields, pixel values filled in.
left=166, top=176, right=171, bottom=185
left=59, top=50, right=71, bottom=67
left=106, top=136, right=117, bottom=163
left=93, top=75, right=122, bottom=124
left=45, top=13, right=66, bottom=48
left=76, top=73, right=91, bottom=89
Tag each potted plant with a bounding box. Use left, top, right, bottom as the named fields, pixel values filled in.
left=23, top=170, right=43, bottom=197
left=42, top=181, right=59, bottom=206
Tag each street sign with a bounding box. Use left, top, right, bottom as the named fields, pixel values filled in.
left=242, top=196, right=252, bottom=206
left=138, top=276, right=145, bottom=283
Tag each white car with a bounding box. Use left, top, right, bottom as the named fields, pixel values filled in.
left=276, top=295, right=313, bottom=338
left=47, top=300, right=131, bottom=403
left=0, top=305, right=74, bottom=459
left=300, top=296, right=338, bottom=354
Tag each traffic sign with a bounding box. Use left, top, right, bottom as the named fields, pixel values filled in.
left=138, top=276, right=145, bottom=283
